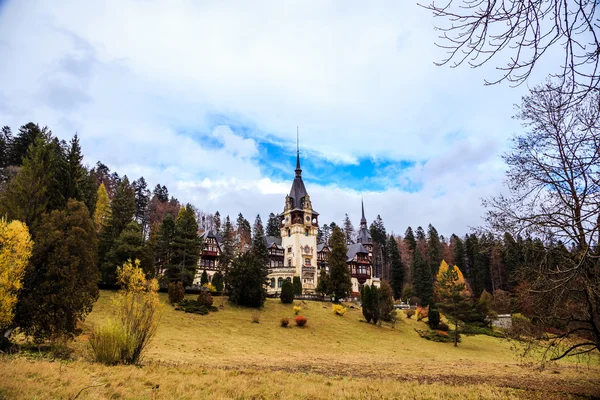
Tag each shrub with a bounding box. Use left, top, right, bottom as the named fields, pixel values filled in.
left=227, top=252, right=267, bottom=307
left=438, top=321, right=449, bottom=331
left=416, top=306, right=428, bottom=321
left=168, top=281, right=185, bottom=304
left=461, top=324, right=505, bottom=338
left=197, top=291, right=214, bottom=307
left=90, top=260, right=162, bottom=365
left=293, top=276, right=303, bottom=295
left=177, top=300, right=209, bottom=315
left=211, top=271, right=224, bottom=292
left=203, top=283, right=217, bottom=293
left=378, top=281, right=395, bottom=322
left=415, top=328, right=459, bottom=343
left=295, top=315, right=307, bottom=327
left=280, top=317, right=289, bottom=327
left=251, top=312, right=260, bottom=324
left=280, top=281, right=295, bottom=304
left=428, top=308, right=440, bottom=329
left=405, top=309, right=415, bottom=319
left=89, top=320, right=132, bottom=365
left=293, top=306, right=301, bottom=315
left=332, top=304, right=346, bottom=316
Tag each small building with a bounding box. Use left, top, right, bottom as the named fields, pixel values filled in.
left=194, top=230, right=222, bottom=284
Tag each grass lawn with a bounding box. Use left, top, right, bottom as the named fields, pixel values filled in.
left=0, top=290, right=598, bottom=399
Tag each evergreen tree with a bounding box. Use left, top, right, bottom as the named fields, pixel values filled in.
left=64, top=134, right=84, bottom=201
left=415, top=226, right=426, bottom=242
left=412, top=247, right=433, bottom=306
left=7, top=122, right=46, bottom=166
left=327, top=226, right=352, bottom=302
left=434, top=261, right=476, bottom=346
left=227, top=252, right=267, bottom=307
left=200, top=270, right=209, bottom=285
left=213, top=211, right=222, bottom=235
left=103, top=221, right=150, bottom=278
left=428, top=301, right=441, bottom=329
left=378, top=280, right=395, bottom=323
left=404, top=227, right=417, bottom=253
left=316, top=268, right=330, bottom=296
left=219, top=216, right=235, bottom=285
left=251, top=214, right=269, bottom=276
left=343, top=214, right=355, bottom=244
left=293, top=276, right=303, bottom=295
left=387, top=235, right=404, bottom=299
left=169, top=205, right=201, bottom=287
left=108, top=177, right=136, bottom=237
left=0, top=136, right=63, bottom=233
left=155, top=213, right=176, bottom=279
left=16, top=200, right=99, bottom=341
left=361, top=284, right=374, bottom=323
left=133, top=177, right=151, bottom=238
left=451, top=234, right=466, bottom=273
left=369, top=215, right=387, bottom=245
left=501, top=232, right=521, bottom=290
left=370, top=215, right=387, bottom=278
left=266, top=212, right=280, bottom=238
left=93, top=183, right=111, bottom=232
left=153, top=184, right=169, bottom=202
left=320, top=224, right=331, bottom=245
left=280, top=280, right=295, bottom=303
left=427, top=224, right=443, bottom=276
left=211, top=271, right=224, bottom=292
left=237, top=213, right=252, bottom=250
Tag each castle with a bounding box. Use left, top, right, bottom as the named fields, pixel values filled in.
left=195, top=144, right=380, bottom=297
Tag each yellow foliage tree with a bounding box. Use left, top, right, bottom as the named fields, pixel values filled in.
left=0, top=219, right=33, bottom=329
left=93, top=183, right=111, bottom=231
left=434, top=260, right=471, bottom=302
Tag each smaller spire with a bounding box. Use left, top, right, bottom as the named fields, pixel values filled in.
left=295, top=127, right=302, bottom=176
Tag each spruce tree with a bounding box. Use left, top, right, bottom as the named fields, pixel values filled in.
left=213, top=211, right=222, bottom=235
left=133, top=177, right=151, bottom=238
left=404, top=227, right=417, bottom=253
left=343, top=214, right=355, bottom=244
left=252, top=215, right=269, bottom=276
left=320, top=224, right=331, bottom=245
left=16, top=200, right=99, bottom=341
left=237, top=213, right=252, bottom=250
left=227, top=252, right=267, bottom=307
left=169, top=205, right=201, bottom=287
left=327, top=226, right=352, bottom=302
left=412, top=247, right=433, bottom=306
left=219, top=216, right=235, bottom=285
left=370, top=216, right=387, bottom=278
left=427, top=224, right=443, bottom=276
left=266, top=212, right=281, bottom=238
left=361, top=284, right=373, bottom=323
left=451, top=234, right=466, bottom=273
left=200, top=270, right=209, bottom=285
left=280, top=280, right=295, bottom=303
left=211, top=271, right=224, bottom=292
left=387, top=235, right=404, bottom=299
left=293, top=276, right=303, bottom=295
left=316, top=268, right=330, bottom=296
left=155, top=213, right=176, bottom=279
left=7, top=122, right=46, bottom=166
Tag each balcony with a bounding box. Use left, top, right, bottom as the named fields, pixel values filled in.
left=352, top=273, right=371, bottom=284
left=302, top=266, right=316, bottom=274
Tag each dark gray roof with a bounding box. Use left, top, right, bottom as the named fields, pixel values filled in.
left=289, top=177, right=308, bottom=209
left=201, top=230, right=222, bottom=246
left=356, top=227, right=372, bottom=245
left=317, top=243, right=329, bottom=252
left=346, top=243, right=369, bottom=262
left=266, top=236, right=283, bottom=249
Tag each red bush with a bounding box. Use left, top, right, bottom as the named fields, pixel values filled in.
left=295, top=315, right=307, bottom=327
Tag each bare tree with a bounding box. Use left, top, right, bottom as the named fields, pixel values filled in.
left=422, top=0, right=600, bottom=106
left=484, top=83, right=599, bottom=360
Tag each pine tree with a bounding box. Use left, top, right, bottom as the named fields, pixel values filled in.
left=327, top=226, right=351, bottom=302
left=7, top=122, right=46, bottom=166
left=369, top=215, right=387, bottom=245
left=64, top=134, right=84, bottom=201
left=211, top=271, right=224, bottom=292
left=451, top=234, right=466, bottom=273
left=153, top=184, right=169, bottom=202
left=200, top=270, right=209, bottom=285
left=320, top=224, right=331, bottom=244
left=343, top=214, right=355, bottom=244
left=361, top=284, right=373, bottom=323
left=293, top=276, right=303, bottom=295
left=133, top=177, right=151, bottom=238
left=370, top=216, right=387, bottom=278
left=252, top=215, right=269, bottom=277
left=404, top=227, right=417, bottom=253
left=280, top=280, right=295, bottom=304
left=169, top=205, right=201, bottom=287
left=316, top=268, right=330, bottom=296
left=213, top=211, right=222, bottom=236
left=412, top=246, right=433, bottom=306
left=387, top=234, right=404, bottom=299
left=16, top=200, right=99, bottom=341
left=427, top=224, right=443, bottom=276
left=219, top=216, right=235, bottom=285
left=434, top=261, right=476, bottom=346
left=237, top=213, right=252, bottom=250
left=266, top=212, right=280, bottom=238
left=227, top=252, right=267, bottom=307
left=93, top=183, right=111, bottom=232
left=155, top=213, right=176, bottom=279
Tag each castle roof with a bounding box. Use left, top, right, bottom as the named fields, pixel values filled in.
left=346, top=243, right=369, bottom=262
left=266, top=236, right=283, bottom=249
left=356, top=199, right=372, bottom=245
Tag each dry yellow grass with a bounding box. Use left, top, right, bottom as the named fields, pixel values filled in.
left=0, top=290, right=598, bottom=399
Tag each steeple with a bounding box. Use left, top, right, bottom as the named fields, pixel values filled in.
left=295, top=127, right=302, bottom=177
left=360, top=198, right=367, bottom=227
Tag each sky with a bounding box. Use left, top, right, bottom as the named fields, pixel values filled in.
left=0, top=0, right=558, bottom=237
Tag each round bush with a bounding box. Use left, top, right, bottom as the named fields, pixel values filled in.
left=280, top=281, right=295, bottom=304
left=294, top=315, right=307, bottom=327
left=428, top=308, right=440, bottom=329
left=197, top=291, right=213, bottom=307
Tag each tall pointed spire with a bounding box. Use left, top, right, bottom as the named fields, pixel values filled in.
left=360, top=198, right=367, bottom=226
left=295, top=126, right=302, bottom=176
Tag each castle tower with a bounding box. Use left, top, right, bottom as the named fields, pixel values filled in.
left=279, top=134, right=319, bottom=293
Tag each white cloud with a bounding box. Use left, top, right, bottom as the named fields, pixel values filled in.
left=0, top=0, right=549, bottom=235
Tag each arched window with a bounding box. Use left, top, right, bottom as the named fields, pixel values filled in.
left=286, top=277, right=291, bottom=283
left=277, top=277, right=283, bottom=288
left=270, top=278, right=275, bottom=288
left=305, top=258, right=310, bottom=266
